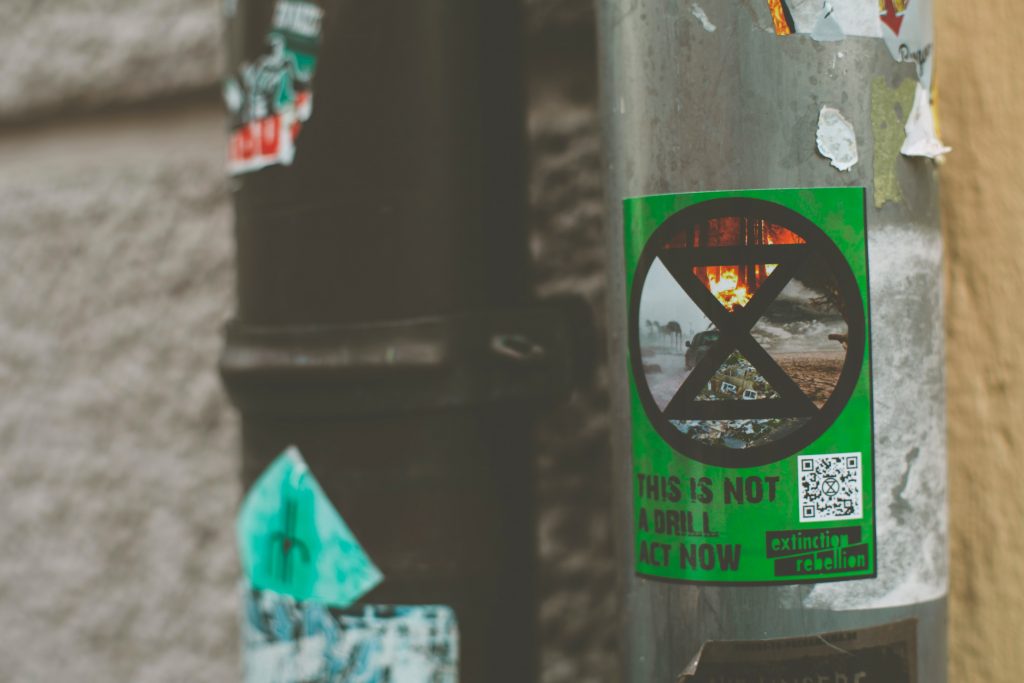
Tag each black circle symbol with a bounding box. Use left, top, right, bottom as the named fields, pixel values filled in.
left=822, top=478, right=840, bottom=496
left=629, top=198, right=866, bottom=468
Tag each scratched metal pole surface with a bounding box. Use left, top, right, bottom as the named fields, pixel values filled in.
left=596, top=1, right=947, bottom=681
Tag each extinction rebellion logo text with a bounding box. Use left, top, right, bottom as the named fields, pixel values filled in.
left=766, top=527, right=869, bottom=577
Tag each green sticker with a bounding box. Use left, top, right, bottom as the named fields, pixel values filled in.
left=237, top=446, right=383, bottom=606
left=625, top=188, right=875, bottom=584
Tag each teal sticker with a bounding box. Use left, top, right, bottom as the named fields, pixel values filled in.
left=238, top=446, right=383, bottom=607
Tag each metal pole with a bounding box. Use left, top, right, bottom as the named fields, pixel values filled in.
left=220, top=1, right=588, bottom=680
left=597, top=2, right=947, bottom=681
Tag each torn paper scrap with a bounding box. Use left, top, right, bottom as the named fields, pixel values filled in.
left=691, top=4, right=716, bottom=32
left=816, top=106, right=859, bottom=172
left=237, top=446, right=383, bottom=607
left=243, top=589, right=459, bottom=683
left=881, top=0, right=934, bottom=88
left=810, top=4, right=844, bottom=42
left=779, top=1, right=934, bottom=87
left=225, top=0, right=324, bottom=175
left=901, top=83, right=951, bottom=159
left=772, top=0, right=882, bottom=39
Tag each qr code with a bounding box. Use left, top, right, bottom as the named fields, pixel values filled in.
left=798, top=453, right=862, bottom=523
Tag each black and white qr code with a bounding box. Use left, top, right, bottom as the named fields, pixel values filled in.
left=797, top=453, right=862, bottom=523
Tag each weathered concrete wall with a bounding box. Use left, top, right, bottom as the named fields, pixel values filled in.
left=0, top=0, right=222, bottom=121
left=0, top=0, right=1012, bottom=681
left=0, top=104, right=238, bottom=681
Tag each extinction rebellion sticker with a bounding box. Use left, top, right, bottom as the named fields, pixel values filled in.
left=625, top=188, right=875, bottom=584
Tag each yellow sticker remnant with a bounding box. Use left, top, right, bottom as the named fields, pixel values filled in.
left=871, top=77, right=917, bottom=208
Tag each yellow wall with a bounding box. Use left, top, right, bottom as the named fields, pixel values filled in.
left=939, top=1, right=1024, bottom=678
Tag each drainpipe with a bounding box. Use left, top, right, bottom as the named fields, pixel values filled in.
left=597, top=2, right=947, bottom=681
left=219, top=1, right=589, bottom=681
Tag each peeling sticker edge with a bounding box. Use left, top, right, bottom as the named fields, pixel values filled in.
left=900, top=82, right=951, bottom=159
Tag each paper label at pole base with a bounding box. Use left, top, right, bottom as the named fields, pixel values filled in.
left=242, top=586, right=459, bottom=683
left=677, top=619, right=917, bottom=682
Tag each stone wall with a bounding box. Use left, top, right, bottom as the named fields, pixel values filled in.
left=0, top=0, right=1017, bottom=681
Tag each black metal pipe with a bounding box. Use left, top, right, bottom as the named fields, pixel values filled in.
left=220, top=1, right=584, bottom=680
left=231, top=0, right=530, bottom=325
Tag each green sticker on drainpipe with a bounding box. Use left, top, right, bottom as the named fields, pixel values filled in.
left=237, top=446, right=383, bottom=606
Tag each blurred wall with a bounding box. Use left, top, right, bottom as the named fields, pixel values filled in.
left=0, top=3, right=238, bottom=682
left=937, top=1, right=1024, bottom=680
left=0, top=0, right=1014, bottom=681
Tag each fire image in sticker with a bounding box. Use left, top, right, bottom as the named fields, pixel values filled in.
left=767, top=0, right=796, bottom=36
left=634, top=210, right=856, bottom=453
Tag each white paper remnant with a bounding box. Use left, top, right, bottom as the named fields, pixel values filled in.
left=691, top=3, right=716, bottom=32
left=815, top=106, right=858, bottom=172
left=785, top=0, right=881, bottom=38
left=901, top=83, right=950, bottom=159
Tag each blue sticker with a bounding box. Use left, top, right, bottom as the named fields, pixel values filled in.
left=237, top=446, right=383, bottom=607
left=242, top=586, right=459, bottom=683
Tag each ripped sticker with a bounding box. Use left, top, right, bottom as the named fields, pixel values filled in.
left=879, top=1, right=948, bottom=157
left=766, top=0, right=933, bottom=82
left=880, top=0, right=933, bottom=88
left=677, top=620, right=917, bottom=682
left=237, top=446, right=383, bottom=607
left=901, top=82, right=951, bottom=159
left=243, top=587, right=459, bottom=683
left=816, top=106, right=859, bottom=172
left=225, top=0, right=325, bottom=175
left=769, top=1, right=882, bottom=39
